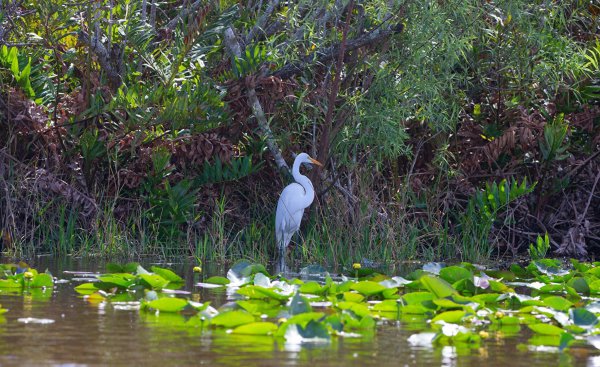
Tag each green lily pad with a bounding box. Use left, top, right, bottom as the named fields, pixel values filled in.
left=74, top=282, right=99, bottom=295
left=569, top=308, right=598, bottom=328
left=30, top=273, right=53, bottom=288
left=343, top=292, right=365, bottom=303
left=432, top=310, right=466, bottom=323
left=211, top=310, right=255, bottom=328
left=151, top=266, right=184, bottom=283
left=147, top=297, right=188, bottom=312
left=567, top=277, right=590, bottom=295
left=232, top=322, right=278, bottom=335
left=350, top=281, right=386, bottom=297
left=439, top=266, right=472, bottom=284
left=542, top=296, right=573, bottom=311
left=204, top=276, right=230, bottom=285
left=420, top=275, right=457, bottom=298
left=290, top=292, right=312, bottom=315
left=528, top=323, right=564, bottom=336
left=139, top=274, right=170, bottom=290
left=97, top=274, right=136, bottom=289
left=299, top=281, right=325, bottom=295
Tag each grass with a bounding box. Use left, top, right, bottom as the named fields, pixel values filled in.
left=0, top=162, right=503, bottom=267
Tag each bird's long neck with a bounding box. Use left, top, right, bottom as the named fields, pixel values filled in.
left=293, top=158, right=314, bottom=205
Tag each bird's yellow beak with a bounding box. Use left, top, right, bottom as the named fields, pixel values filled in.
left=309, top=157, right=323, bottom=167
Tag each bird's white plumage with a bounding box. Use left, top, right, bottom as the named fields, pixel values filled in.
left=275, top=153, right=320, bottom=253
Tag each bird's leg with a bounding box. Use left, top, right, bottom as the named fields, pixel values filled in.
left=275, top=247, right=288, bottom=275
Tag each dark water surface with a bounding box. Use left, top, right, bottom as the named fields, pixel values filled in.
left=0, top=256, right=596, bottom=366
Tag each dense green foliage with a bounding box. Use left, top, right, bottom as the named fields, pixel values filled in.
left=0, top=1, right=598, bottom=263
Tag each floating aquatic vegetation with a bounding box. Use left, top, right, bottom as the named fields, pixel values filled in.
left=62, top=258, right=600, bottom=353
left=0, top=262, right=54, bottom=308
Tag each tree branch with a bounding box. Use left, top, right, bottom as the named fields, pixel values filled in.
left=78, top=30, right=122, bottom=89
left=272, top=23, right=403, bottom=80
left=222, top=27, right=290, bottom=175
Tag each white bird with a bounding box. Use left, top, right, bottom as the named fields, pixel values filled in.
left=275, top=153, right=323, bottom=262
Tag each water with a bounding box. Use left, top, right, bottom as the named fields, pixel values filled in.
left=0, top=257, right=595, bottom=366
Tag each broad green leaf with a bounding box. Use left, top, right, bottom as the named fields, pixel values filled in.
left=567, top=277, right=590, bottom=295
left=97, top=274, right=136, bottom=289
left=147, top=297, right=188, bottom=312
left=151, top=266, right=184, bottom=283
left=204, top=276, right=230, bottom=285
left=439, top=266, right=472, bottom=284
left=139, top=274, right=170, bottom=290
left=211, top=310, right=255, bottom=328
left=336, top=301, right=370, bottom=318
left=420, top=275, right=457, bottom=298
left=528, top=323, right=564, bottom=336
left=401, top=304, right=430, bottom=315
left=30, top=273, right=53, bottom=288
left=402, top=291, right=434, bottom=305
left=232, top=322, right=278, bottom=335
left=432, top=310, right=466, bottom=323
left=350, top=281, right=386, bottom=297
left=543, top=296, right=573, bottom=311
left=432, top=298, right=465, bottom=309
left=569, top=308, right=598, bottom=328
left=382, top=288, right=400, bottom=299
left=299, top=281, right=325, bottom=295
left=372, top=299, right=400, bottom=312
left=559, top=332, right=575, bottom=352
left=289, top=292, right=312, bottom=315
left=236, top=285, right=288, bottom=302
left=343, top=292, right=365, bottom=303
left=0, top=278, right=23, bottom=289
left=74, top=282, right=98, bottom=295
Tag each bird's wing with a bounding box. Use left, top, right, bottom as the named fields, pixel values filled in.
left=275, top=183, right=306, bottom=249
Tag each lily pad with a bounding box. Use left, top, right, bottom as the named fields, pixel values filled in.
left=420, top=275, right=457, bottom=298
left=232, top=322, right=278, bottom=335
left=439, top=266, right=472, bottom=284
left=211, top=310, right=255, bottom=328
left=350, top=281, right=386, bottom=297
left=528, top=323, right=564, bottom=336
left=147, top=297, right=188, bottom=312
left=151, top=266, right=184, bottom=283
left=569, top=308, right=598, bottom=328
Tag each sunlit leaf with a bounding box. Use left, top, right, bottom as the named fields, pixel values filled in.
left=528, top=323, right=564, bottom=336
left=350, top=281, right=386, bottom=297
left=30, top=273, right=53, bottom=288
left=204, top=276, right=230, bottom=285
left=74, top=282, right=99, bottom=295
left=147, top=297, right=188, bottom=312
left=432, top=310, right=466, bottom=323
left=139, top=274, right=170, bottom=290
left=211, top=310, right=255, bottom=328
left=542, top=296, right=573, bottom=311
left=151, top=266, right=184, bottom=283
left=232, top=322, right=278, bottom=335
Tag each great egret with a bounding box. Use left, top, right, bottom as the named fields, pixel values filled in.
left=275, top=153, right=323, bottom=267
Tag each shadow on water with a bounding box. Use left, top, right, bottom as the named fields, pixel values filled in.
left=0, top=255, right=594, bottom=366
